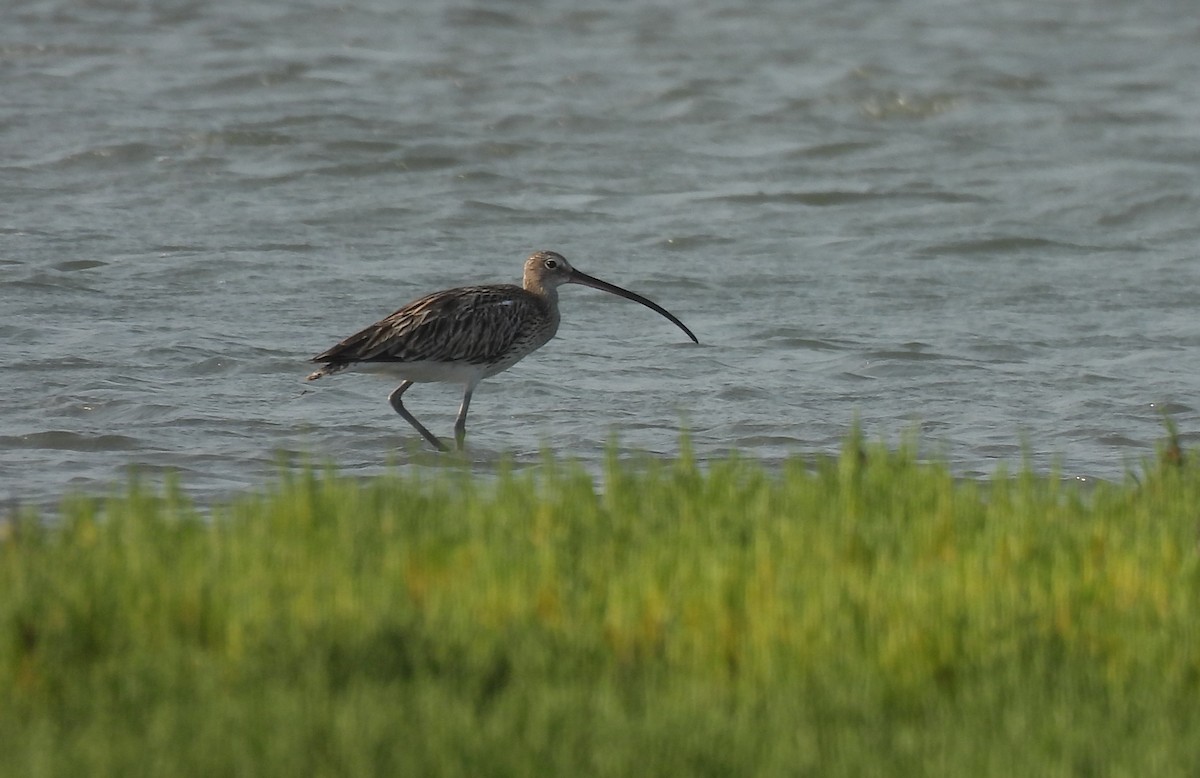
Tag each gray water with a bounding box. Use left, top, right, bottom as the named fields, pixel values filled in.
left=5, top=0, right=1200, bottom=507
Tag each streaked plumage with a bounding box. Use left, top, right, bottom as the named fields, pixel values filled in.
left=308, top=250, right=698, bottom=451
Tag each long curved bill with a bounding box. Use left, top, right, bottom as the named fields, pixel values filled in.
left=568, top=269, right=699, bottom=344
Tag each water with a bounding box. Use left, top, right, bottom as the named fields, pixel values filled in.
left=5, top=0, right=1200, bottom=507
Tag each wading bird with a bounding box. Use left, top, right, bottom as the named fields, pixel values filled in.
left=308, top=250, right=698, bottom=451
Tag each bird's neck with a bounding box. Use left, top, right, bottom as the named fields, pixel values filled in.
left=523, top=276, right=559, bottom=308
left=519, top=279, right=561, bottom=334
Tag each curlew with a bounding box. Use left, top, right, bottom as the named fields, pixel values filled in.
left=308, top=250, right=698, bottom=451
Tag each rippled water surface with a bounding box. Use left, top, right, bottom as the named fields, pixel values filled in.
left=5, top=0, right=1200, bottom=506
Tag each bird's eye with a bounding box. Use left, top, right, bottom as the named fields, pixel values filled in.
left=544, top=257, right=559, bottom=269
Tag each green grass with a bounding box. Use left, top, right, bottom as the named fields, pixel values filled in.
left=3, top=433, right=1200, bottom=776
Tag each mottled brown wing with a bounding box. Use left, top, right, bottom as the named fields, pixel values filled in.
left=311, top=284, right=546, bottom=367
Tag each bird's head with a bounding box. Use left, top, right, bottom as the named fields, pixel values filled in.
left=521, top=250, right=698, bottom=343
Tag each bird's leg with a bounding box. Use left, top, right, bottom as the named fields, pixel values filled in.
left=388, top=380, right=448, bottom=452
left=453, top=384, right=475, bottom=451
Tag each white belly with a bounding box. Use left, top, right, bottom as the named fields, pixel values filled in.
left=348, top=359, right=514, bottom=385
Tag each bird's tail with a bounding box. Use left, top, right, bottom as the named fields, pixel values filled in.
left=307, top=362, right=349, bottom=381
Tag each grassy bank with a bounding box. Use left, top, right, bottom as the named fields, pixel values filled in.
left=3, top=435, right=1199, bottom=776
